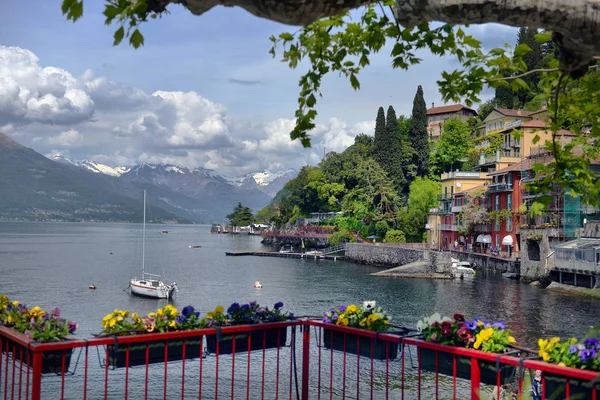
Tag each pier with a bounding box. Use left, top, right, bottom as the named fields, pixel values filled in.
left=225, top=251, right=344, bottom=260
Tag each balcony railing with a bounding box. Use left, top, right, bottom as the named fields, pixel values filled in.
left=440, top=224, right=458, bottom=231
left=451, top=205, right=463, bottom=213
left=1, top=320, right=598, bottom=400
left=488, top=183, right=514, bottom=193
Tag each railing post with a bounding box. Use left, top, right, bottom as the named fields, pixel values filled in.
left=470, top=357, right=481, bottom=400
left=301, top=320, right=310, bottom=400
left=31, top=349, right=42, bottom=400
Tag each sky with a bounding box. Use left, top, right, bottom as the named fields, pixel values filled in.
left=0, top=1, right=517, bottom=177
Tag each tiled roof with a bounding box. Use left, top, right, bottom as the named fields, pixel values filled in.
left=426, top=104, right=477, bottom=116
left=487, top=159, right=534, bottom=176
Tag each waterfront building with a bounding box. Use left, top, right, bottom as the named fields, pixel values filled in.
left=426, top=103, right=478, bottom=141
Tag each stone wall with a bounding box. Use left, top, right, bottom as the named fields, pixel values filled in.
left=345, top=243, right=453, bottom=274
left=520, top=228, right=562, bottom=281
left=446, top=251, right=519, bottom=273
left=345, top=243, right=423, bottom=268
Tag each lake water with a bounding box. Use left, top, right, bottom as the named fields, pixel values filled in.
left=0, top=222, right=598, bottom=398
left=1, top=222, right=597, bottom=346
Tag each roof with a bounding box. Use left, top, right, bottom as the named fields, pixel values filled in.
left=493, top=108, right=536, bottom=117
left=454, top=184, right=487, bottom=196
left=520, top=120, right=548, bottom=128
left=426, top=104, right=477, bottom=116
left=487, top=159, right=534, bottom=176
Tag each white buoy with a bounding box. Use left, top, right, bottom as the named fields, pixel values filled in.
left=254, top=281, right=263, bottom=289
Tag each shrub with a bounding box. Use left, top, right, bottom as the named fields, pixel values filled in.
left=385, top=229, right=406, bottom=243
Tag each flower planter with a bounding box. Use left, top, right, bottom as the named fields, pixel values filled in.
left=106, top=337, right=203, bottom=368
left=8, top=344, right=73, bottom=374
left=419, top=347, right=516, bottom=385
left=206, top=326, right=287, bottom=355
left=322, top=328, right=398, bottom=361
left=544, top=372, right=600, bottom=399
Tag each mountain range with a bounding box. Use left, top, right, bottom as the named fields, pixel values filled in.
left=0, top=132, right=296, bottom=223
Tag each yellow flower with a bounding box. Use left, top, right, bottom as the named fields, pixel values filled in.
left=337, top=317, right=349, bottom=326
left=30, top=306, right=44, bottom=317
left=156, top=309, right=163, bottom=317
left=474, top=328, right=494, bottom=349
left=132, top=313, right=138, bottom=320
left=384, top=320, right=389, bottom=325
left=558, top=362, right=566, bottom=367
left=7, top=315, right=14, bottom=324
left=117, top=316, right=123, bottom=322
left=477, top=320, right=484, bottom=327
left=508, top=336, right=516, bottom=344
left=215, top=305, right=224, bottom=315
left=368, top=314, right=380, bottom=322
left=12, top=301, right=20, bottom=307
left=148, top=312, right=156, bottom=318
left=548, top=337, right=560, bottom=350
left=538, top=338, right=548, bottom=350
left=207, top=312, right=214, bottom=319
left=359, top=318, right=367, bottom=327
left=169, top=320, right=176, bottom=328
left=109, top=318, right=117, bottom=328
left=569, top=338, right=578, bottom=345
left=103, top=313, right=112, bottom=323
left=122, top=310, right=130, bottom=318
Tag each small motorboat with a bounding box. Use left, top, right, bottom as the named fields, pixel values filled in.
left=254, top=281, right=263, bottom=288
left=305, top=250, right=323, bottom=256
left=189, top=245, right=201, bottom=248
left=162, top=230, right=169, bottom=234
left=89, top=284, right=96, bottom=290
left=451, top=258, right=476, bottom=278
left=279, top=245, right=293, bottom=253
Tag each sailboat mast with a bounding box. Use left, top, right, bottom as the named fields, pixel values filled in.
left=142, top=190, right=146, bottom=277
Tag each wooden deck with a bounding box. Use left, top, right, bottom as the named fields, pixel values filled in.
left=225, top=251, right=344, bottom=260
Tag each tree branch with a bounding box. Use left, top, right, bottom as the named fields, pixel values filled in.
left=492, top=65, right=600, bottom=82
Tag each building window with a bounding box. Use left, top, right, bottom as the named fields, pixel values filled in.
left=494, top=122, right=497, bottom=130
left=495, top=217, right=500, bottom=231
left=500, top=121, right=504, bottom=129
left=451, top=186, right=454, bottom=196
left=488, top=123, right=492, bottom=131
left=445, top=187, right=448, bottom=198
left=506, top=216, right=513, bottom=232
left=496, top=234, right=500, bottom=247
left=507, top=194, right=513, bottom=210
left=495, top=195, right=500, bottom=210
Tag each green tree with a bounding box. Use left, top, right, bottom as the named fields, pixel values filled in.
left=430, top=117, right=473, bottom=175
left=372, top=106, right=388, bottom=172
left=384, top=105, right=406, bottom=194
left=354, top=133, right=373, bottom=151
left=477, top=99, right=498, bottom=121
left=407, top=177, right=441, bottom=215
left=226, top=202, right=254, bottom=227
left=384, top=229, right=406, bottom=243
left=408, top=85, right=429, bottom=179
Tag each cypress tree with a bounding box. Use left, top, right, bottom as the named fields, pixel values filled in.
left=384, top=105, right=406, bottom=194
left=408, top=85, right=429, bottom=179
left=373, top=106, right=387, bottom=169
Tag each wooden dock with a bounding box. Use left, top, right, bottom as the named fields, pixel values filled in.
left=225, top=251, right=344, bottom=260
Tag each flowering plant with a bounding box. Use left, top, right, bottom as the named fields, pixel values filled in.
left=0, top=295, right=77, bottom=342
left=538, top=336, right=600, bottom=371
left=322, top=301, right=391, bottom=332
left=205, top=301, right=293, bottom=327
left=101, top=304, right=203, bottom=335
left=416, top=313, right=516, bottom=353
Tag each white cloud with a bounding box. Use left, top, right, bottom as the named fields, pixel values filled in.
left=0, top=46, right=94, bottom=125
left=0, top=45, right=373, bottom=176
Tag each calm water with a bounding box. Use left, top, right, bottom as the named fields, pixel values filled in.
left=1, top=222, right=597, bottom=346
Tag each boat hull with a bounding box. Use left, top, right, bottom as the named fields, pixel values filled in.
left=129, top=281, right=175, bottom=299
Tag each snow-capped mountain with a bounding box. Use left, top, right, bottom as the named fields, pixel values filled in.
left=49, top=154, right=129, bottom=177
left=226, top=169, right=297, bottom=187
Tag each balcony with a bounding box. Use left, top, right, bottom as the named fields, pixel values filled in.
left=474, top=139, right=490, bottom=150
left=479, top=150, right=522, bottom=166
left=488, top=183, right=514, bottom=193
left=425, top=223, right=431, bottom=229
left=440, top=224, right=458, bottom=231
left=440, top=171, right=484, bottom=180
left=1, top=320, right=597, bottom=400
left=451, top=205, right=463, bottom=213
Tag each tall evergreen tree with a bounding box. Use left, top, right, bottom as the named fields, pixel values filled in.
left=384, top=105, right=406, bottom=194
left=372, top=106, right=387, bottom=168
left=408, top=85, right=429, bottom=179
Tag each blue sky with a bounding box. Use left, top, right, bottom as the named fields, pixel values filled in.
left=0, top=1, right=517, bottom=176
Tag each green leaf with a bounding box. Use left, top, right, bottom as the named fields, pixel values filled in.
left=130, top=29, right=145, bottom=49
left=113, top=27, right=125, bottom=46
left=535, top=31, right=552, bottom=44
left=306, top=94, right=316, bottom=107
left=514, top=43, right=532, bottom=58
left=532, top=134, right=541, bottom=145
left=349, top=74, right=360, bottom=90
left=462, top=36, right=481, bottom=49
left=279, top=32, right=294, bottom=41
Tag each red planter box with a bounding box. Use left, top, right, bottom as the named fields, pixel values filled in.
left=206, top=326, right=287, bottom=355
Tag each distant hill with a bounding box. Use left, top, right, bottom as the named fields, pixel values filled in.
left=0, top=133, right=188, bottom=223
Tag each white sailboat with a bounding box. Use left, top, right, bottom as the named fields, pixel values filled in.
left=129, top=191, right=178, bottom=299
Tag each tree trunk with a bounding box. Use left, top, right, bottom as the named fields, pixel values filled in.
left=172, top=0, right=599, bottom=73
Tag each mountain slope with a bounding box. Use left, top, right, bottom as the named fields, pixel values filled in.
left=0, top=133, right=186, bottom=223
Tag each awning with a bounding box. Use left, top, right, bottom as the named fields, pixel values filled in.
left=502, top=235, right=514, bottom=246
left=482, top=235, right=492, bottom=244
left=476, top=234, right=484, bottom=243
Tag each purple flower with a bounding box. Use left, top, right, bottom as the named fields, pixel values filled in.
left=332, top=314, right=339, bottom=321
left=330, top=307, right=336, bottom=313
left=441, top=325, right=452, bottom=337
left=51, top=306, right=61, bottom=317
left=24, top=330, right=31, bottom=339
left=579, top=349, right=597, bottom=362
left=181, top=305, right=195, bottom=317
left=465, top=320, right=478, bottom=330
left=30, top=317, right=36, bottom=329
left=175, top=315, right=186, bottom=324
left=338, top=304, right=347, bottom=313
left=323, top=317, right=331, bottom=324
left=454, top=314, right=465, bottom=322
left=569, top=345, right=579, bottom=354
left=274, top=302, right=284, bottom=310
left=228, top=303, right=240, bottom=314
left=241, top=304, right=250, bottom=311
left=67, top=321, right=77, bottom=333
left=492, top=322, right=506, bottom=330
left=584, top=338, right=599, bottom=350
left=288, top=313, right=294, bottom=319
left=249, top=301, right=257, bottom=308
left=7, top=304, right=12, bottom=311
left=322, top=312, right=328, bottom=318
left=457, top=326, right=473, bottom=341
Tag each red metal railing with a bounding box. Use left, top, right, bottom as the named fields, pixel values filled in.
left=263, top=232, right=331, bottom=238
left=1, top=321, right=599, bottom=399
